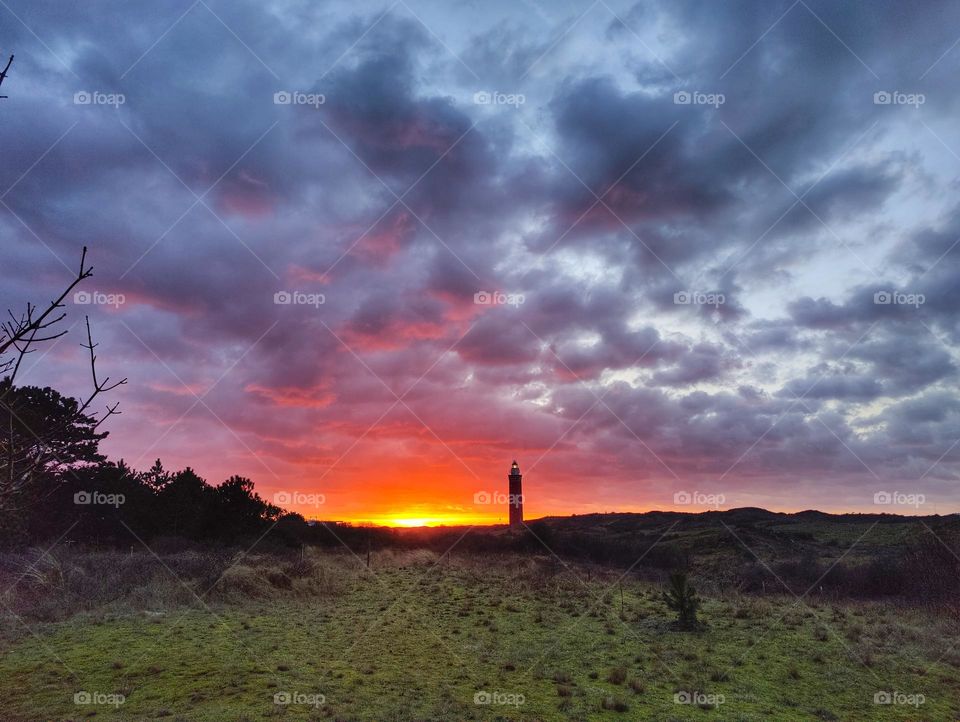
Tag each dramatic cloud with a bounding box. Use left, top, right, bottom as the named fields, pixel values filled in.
left=3, top=0, right=960, bottom=522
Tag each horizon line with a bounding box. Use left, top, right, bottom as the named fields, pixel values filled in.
left=303, top=505, right=958, bottom=528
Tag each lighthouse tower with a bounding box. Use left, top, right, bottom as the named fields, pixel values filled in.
left=508, top=460, right=523, bottom=529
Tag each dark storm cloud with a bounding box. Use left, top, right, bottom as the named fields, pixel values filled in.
left=3, top=0, right=960, bottom=510
left=548, top=76, right=731, bottom=218
left=317, top=18, right=483, bottom=187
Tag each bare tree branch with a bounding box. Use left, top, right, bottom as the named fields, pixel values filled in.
left=0, top=246, right=126, bottom=514
left=0, top=54, right=12, bottom=99
left=0, top=246, right=92, bottom=381
left=78, top=315, right=127, bottom=424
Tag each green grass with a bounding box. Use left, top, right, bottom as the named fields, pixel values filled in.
left=1, top=552, right=959, bottom=720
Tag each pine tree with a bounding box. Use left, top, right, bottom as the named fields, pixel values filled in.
left=142, top=458, right=171, bottom=492
left=663, top=571, right=701, bottom=628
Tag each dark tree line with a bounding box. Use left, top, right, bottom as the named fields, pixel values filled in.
left=6, top=455, right=297, bottom=547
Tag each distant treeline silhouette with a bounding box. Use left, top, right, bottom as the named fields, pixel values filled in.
left=3, top=372, right=960, bottom=614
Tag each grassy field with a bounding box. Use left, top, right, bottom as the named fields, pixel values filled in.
left=1, top=548, right=959, bottom=721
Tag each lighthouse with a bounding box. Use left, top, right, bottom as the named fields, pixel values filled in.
left=508, top=460, right=523, bottom=529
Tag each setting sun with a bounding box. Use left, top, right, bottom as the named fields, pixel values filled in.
left=374, top=513, right=488, bottom=527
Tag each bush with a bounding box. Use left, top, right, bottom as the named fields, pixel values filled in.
left=601, top=695, right=629, bottom=712
left=663, top=571, right=701, bottom=629
left=607, top=666, right=627, bottom=684
left=0, top=547, right=353, bottom=622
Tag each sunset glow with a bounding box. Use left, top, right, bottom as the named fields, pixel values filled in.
left=4, top=0, right=960, bottom=523
left=6, top=3, right=960, bottom=720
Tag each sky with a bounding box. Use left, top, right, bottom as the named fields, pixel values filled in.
left=2, top=0, right=960, bottom=525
